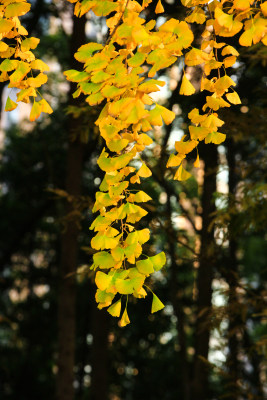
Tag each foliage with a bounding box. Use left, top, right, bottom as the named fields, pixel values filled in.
left=2, top=0, right=267, bottom=324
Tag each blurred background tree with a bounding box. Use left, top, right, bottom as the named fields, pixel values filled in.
left=0, top=1, right=266, bottom=400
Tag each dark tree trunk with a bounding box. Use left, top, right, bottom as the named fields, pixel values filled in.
left=90, top=306, right=109, bottom=400
left=225, top=139, right=239, bottom=399
left=192, top=144, right=218, bottom=400
left=166, top=193, right=191, bottom=400
left=56, top=13, right=86, bottom=400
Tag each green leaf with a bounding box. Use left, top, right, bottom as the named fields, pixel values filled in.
left=64, top=69, right=89, bottom=82
left=136, top=258, right=154, bottom=275
left=151, top=293, right=165, bottom=313
left=0, top=59, right=16, bottom=72
left=150, top=252, right=166, bottom=271
left=128, top=52, right=146, bottom=67
left=93, top=251, right=115, bottom=269
left=93, top=1, right=119, bottom=16
left=95, top=289, right=115, bottom=308
left=5, top=96, right=17, bottom=112
left=75, top=42, right=103, bottom=62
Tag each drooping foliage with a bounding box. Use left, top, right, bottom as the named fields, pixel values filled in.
left=0, top=0, right=51, bottom=119
left=2, top=0, right=267, bottom=324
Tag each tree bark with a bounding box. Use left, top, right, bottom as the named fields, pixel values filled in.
left=56, top=13, right=86, bottom=400
left=192, top=144, right=218, bottom=400
left=225, top=139, right=239, bottom=399
left=90, top=305, right=109, bottom=400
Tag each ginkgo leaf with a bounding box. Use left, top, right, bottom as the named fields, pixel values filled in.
left=194, top=153, right=200, bottom=168
left=111, top=247, right=125, bottom=262
left=174, top=164, right=192, bottom=181
left=95, top=289, right=115, bottom=308
left=189, top=126, right=209, bottom=141
left=175, top=139, right=198, bottom=154
left=155, top=0, right=164, bottom=13
left=115, top=279, right=135, bottom=295
left=136, top=258, right=154, bottom=275
left=74, top=42, right=104, bottom=62
left=150, top=252, right=166, bottom=271
left=5, top=2, right=31, bottom=18
left=151, top=293, right=165, bottom=313
left=17, top=87, right=37, bottom=102
left=205, top=131, right=226, bottom=145
left=39, top=99, right=53, bottom=114
left=9, top=62, right=31, bottom=84
left=86, top=92, right=104, bottom=106
left=30, top=101, right=42, bottom=121
left=166, top=154, right=185, bottom=168
left=95, top=271, right=112, bottom=291
left=133, top=191, right=152, bottom=203
left=91, top=234, right=119, bottom=250
left=221, top=45, right=239, bottom=56
left=107, top=299, right=121, bottom=317
left=93, top=251, right=115, bottom=269
left=226, top=91, right=241, bottom=104
left=93, top=0, right=118, bottom=16
left=180, top=74, right=196, bottom=95
left=101, top=85, right=126, bottom=99
left=0, top=41, right=9, bottom=52
left=27, top=73, right=48, bottom=88
left=149, top=104, right=175, bottom=126
left=21, top=37, right=40, bottom=52
left=31, top=59, right=50, bottom=72
left=5, top=96, right=17, bottom=112
left=128, top=52, right=146, bottom=67
left=224, top=56, right=237, bottom=68
left=261, top=2, right=267, bottom=16
left=64, top=69, right=89, bottom=82
left=120, top=307, right=130, bottom=327
left=0, top=19, right=14, bottom=34
left=138, top=79, right=165, bottom=94
left=138, top=163, right=152, bottom=178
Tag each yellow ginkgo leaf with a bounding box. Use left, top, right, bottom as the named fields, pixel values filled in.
left=120, top=307, right=130, bottom=327
left=174, top=164, right=192, bottom=181
left=5, top=2, right=31, bottom=18
left=95, top=271, right=112, bottom=291
left=30, top=101, right=42, bottom=121
left=155, top=0, right=164, bottom=13
left=0, top=41, right=9, bottom=52
left=138, top=163, right=152, bottom=178
left=21, top=37, right=40, bottom=52
left=180, top=74, right=196, bottom=95
left=0, top=19, right=14, bottom=34
left=95, top=289, right=115, bottom=309
left=5, top=96, right=17, bottom=112
left=226, top=91, right=241, bottom=104
left=224, top=56, right=237, bottom=68
left=205, top=131, right=226, bottom=145
left=194, top=153, right=200, bottom=168
left=39, top=99, right=53, bottom=114
left=133, top=191, right=152, bottom=203
left=107, top=299, right=122, bottom=317
left=31, top=59, right=50, bottom=72
left=261, top=2, right=267, bottom=16
left=151, top=293, right=165, bottom=313
left=166, top=153, right=185, bottom=168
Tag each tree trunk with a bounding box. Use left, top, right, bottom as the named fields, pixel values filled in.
left=56, top=13, right=86, bottom=400
left=165, top=193, right=191, bottom=400
left=192, top=144, right=218, bottom=400
left=90, top=306, right=109, bottom=400
left=225, top=139, right=239, bottom=399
